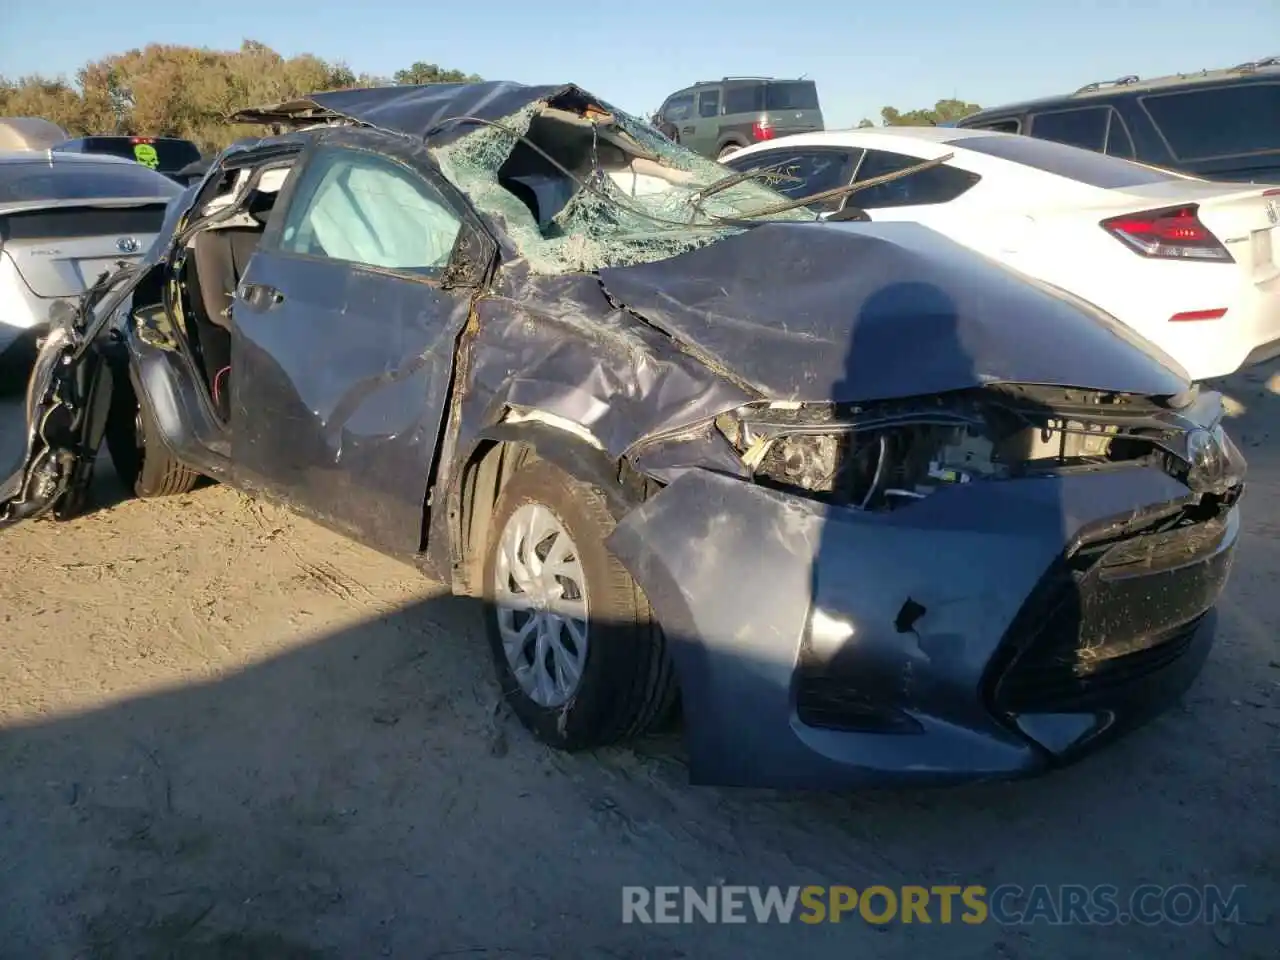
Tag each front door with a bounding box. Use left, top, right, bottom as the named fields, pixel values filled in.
left=229, top=139, right=491, bottom=557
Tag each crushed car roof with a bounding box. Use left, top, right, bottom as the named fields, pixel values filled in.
left=230, top=81, right=600, bottom=147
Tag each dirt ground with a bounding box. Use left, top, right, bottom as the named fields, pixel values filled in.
left=0, top=364, right=1277, bottom=960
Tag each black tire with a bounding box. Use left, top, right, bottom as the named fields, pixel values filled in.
left=482, top=457, right=676, bottom=750
left=716, top=143, right=743, bottom=160
left=104, top=382, right=200, bottom=498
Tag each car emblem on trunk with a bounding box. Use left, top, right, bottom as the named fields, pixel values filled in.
left=116, top=237, right=140, bottom=254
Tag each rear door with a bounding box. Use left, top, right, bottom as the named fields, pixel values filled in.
left=1, top=264, right=148, bottom=528
left=229, top=136, right=495, bottom=556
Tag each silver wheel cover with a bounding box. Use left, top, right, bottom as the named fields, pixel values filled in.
left=493, top=502, right=590, bottom=707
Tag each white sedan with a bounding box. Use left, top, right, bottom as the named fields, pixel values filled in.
left=724, top=127, right=1280, bottom=381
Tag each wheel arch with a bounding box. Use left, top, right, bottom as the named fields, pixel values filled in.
left=448, top=419, right=650, bottom=598
left=716, top=133, right=749, bottom=156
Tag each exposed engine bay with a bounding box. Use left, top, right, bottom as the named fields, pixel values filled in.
left=714, top=386, right=1217, bottom=511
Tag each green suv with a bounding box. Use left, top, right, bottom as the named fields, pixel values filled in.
left=653, top=77, right=825, bottom=160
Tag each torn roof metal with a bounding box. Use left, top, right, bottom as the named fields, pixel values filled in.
left=229, top=81, right=591, bottom=147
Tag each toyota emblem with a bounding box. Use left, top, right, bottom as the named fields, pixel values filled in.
left=116, top=237, right=140, bottom=254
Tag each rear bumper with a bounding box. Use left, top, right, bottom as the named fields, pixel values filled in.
left=607, top=468, right=1238, bottom=789
left=1146, top=271, right=1280, bottom=380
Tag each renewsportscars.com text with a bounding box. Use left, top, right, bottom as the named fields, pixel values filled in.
left=621, top=884, right=1246, bottom=926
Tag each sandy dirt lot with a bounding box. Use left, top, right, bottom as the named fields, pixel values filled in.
left=0, top=365, right=1277, bottom=960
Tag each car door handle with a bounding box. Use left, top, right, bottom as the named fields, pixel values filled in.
left=238, top=282, right=285, bottom=310
left=682, top=126, right=695, bottom=135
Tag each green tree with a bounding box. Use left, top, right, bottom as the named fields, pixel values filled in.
left=0, top=75, right=91, bottom=133
left=0, top=42, right=480, bottom=153
left=876, top=98, right=981, bottom=127
left=393, top=61, right=482, bottom=85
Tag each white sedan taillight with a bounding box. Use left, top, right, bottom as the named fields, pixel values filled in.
left=1101, top=205, right=1233, bottom=262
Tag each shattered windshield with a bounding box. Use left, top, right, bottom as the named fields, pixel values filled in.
left=432, top=98, right=816, bottom=275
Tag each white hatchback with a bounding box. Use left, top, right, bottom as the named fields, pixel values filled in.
left=725, top=127, right=1280, bottom=381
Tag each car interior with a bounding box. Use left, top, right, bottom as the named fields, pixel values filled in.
left=494, top=102, right=698, bottom=232
left=178, top=162, right=294, bottom=423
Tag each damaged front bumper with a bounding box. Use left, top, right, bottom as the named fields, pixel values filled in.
left=607, top=466, right=1238, bottom=788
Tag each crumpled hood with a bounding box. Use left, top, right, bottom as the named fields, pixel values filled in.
left=597, top=220, right=1191, bottom=403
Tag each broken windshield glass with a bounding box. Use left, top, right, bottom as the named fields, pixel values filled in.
left=431, top=98, right=816, bottom=275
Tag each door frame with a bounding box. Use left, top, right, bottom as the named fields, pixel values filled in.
left=224, top=128, right=499, bottom=555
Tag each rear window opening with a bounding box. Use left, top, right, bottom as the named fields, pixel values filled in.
left=57, top=136, right=203, bottom=175
left=952, top=134, right=1184, bottom=189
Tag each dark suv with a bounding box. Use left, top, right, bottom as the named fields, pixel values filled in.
left=54, top=135, right=204, bottom=183
left=653, top=77, right=824, bottom=160
left=955, top=58, right=1280, bottom=183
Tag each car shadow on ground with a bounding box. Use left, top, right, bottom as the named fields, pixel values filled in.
left=0, top=586, right=1275, bottom=959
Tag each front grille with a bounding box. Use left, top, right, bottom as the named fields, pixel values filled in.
left=991, top=503, right=1233, bottom=714
left=998, top=614, right=1205, bottom=711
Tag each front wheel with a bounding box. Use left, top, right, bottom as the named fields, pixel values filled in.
left=104, top=382, right=200, bottom=498
left=717, top=143, right=743, bottom=160
left=482, top=458, right=676, bottom=750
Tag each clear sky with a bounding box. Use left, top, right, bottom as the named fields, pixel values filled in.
left=2, top=0, right=1274, bottom=126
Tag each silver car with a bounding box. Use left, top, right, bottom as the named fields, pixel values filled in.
left=0, top=151, right=181, bottom=375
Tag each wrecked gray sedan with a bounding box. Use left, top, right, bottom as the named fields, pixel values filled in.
left=0, top=82, right=1248, bottom=788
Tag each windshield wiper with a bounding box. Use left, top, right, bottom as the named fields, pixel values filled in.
left=714, top=153, right=956, bottom=222
left=688, top=163, right=804, bottom=207
left=686, top=162, right=811, bottom=223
